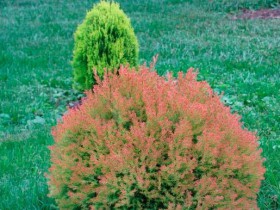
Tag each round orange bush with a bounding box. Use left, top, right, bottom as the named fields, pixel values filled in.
left=48, top=65, right=265, bottom=209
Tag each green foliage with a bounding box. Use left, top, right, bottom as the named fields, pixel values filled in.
left=72, top=1, right=139, bottom=91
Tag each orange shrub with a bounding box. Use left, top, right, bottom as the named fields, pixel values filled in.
left=48, top=65, right=265, bottom=209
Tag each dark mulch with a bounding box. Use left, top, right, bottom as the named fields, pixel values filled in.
left=232, top=8, right=280, bottom=20
left=69, top=100, right=83, bottom=110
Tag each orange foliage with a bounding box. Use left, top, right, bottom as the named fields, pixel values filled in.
left=48, top=65, right=265, bottom=209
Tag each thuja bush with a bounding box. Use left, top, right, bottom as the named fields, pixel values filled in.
left=72, top=1, right=139, bottom=91
left=48, top=65, right=265, bottom=209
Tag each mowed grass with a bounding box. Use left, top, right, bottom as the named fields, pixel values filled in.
left=0, top=0, right=279, bottom=209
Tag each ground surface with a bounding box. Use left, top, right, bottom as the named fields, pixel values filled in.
left=0, top=0, right=279, bottom=209
left=233, top=8, right=280, bottom=19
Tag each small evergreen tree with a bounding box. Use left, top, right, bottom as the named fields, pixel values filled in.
left=72, top=1, right=139, bottom=91
left=48, top=65, right=265, bottom=209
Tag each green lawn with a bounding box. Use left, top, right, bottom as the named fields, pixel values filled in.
left=0, top=0, right=279, bottom=209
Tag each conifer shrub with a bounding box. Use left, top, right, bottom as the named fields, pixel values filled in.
left=48, top=65, right=265, bottom=209
left=72, top=1, right=139, bottom=91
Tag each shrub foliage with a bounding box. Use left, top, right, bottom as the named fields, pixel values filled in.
left=72, top=1, right=139, bottom=91
left=48, top=65, right=265, bottom=209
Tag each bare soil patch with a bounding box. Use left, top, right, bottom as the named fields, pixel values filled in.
left=232, top=8, right=280, bottom=20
